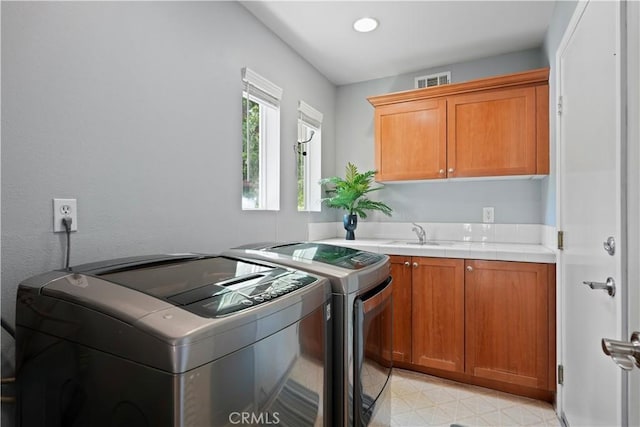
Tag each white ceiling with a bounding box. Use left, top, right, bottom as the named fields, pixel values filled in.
left=241, top=1, right=556, bottom=86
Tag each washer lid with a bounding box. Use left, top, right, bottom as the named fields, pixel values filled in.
left=96, top=256, right=274, bottom=300
left=263, top=242, right=384, bottom=270
left=39, top=255, right=323, bottom=321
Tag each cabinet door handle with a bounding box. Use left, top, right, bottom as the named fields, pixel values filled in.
left=466, top=265, right=473, bottom=272
left=404, top=261, right=410, bottom=267
left=439, top=169, right=445, bottom=175
left=448, top=168, right=455, bottom=174
left=412, top=262, right=419, bottom=268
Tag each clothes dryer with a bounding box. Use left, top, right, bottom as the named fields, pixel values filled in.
left=225, top=243, right=392, bottom=427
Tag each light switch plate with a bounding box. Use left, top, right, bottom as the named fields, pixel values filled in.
left=53, top=198, right=78, bottom=232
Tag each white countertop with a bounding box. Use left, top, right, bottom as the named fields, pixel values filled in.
left=316, top=238, right=556, bottom=264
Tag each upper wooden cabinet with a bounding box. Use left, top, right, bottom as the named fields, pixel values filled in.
left=448, top=87, right=536, bottom=177
left=376, top=99, right=447, bottom=181
left=368, top=68, right=550, bottom=181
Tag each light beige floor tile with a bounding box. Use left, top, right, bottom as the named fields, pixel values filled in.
left=398, top=392, right=437, bottom=411
left=389, top=368, right=560, bottom=427
left=391, top=410, right=427, bottom=426
left=417, top=406, right=454, bottom=425
left=391, top=379, right=424, bottom=397
left=391, top=395, right=414, bottom=415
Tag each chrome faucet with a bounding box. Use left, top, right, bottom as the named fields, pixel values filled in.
left=411, top=223, right=427, bottom=245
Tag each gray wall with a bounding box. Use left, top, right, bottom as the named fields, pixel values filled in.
left=335, top=48, right=549, bottom=224
left=1, top=1, right=335, bottom=352
left=542, top=0, right=579, bottom=225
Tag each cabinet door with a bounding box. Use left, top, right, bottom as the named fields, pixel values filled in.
left=390, top=256, right=412, bottom=362
left=465, top=260, right=549, bottom=389
left=375, top=98, right=446, bottom=181
left=447, top=87, right=537, bottom=177
left=412, top=257, right=464, bottom=372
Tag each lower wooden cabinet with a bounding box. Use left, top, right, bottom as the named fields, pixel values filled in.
left=390, top=256, right=555, bottom=398
left=411, top=257, right=464, bottom=372
left=389, top=256, right=412, bottom=362
left=465, top=260, right=551, bottom=390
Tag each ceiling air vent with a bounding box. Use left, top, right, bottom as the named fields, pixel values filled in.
left=415, top=71, right=451, bottom=89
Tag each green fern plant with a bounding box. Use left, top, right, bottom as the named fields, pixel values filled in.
left=320, top=162, right=392, bottom=219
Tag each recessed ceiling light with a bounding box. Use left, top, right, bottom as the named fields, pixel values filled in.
left=353, top=17, right=378, bottom=33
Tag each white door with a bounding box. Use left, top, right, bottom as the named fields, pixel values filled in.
left=557, top=1, right=626, bottom=426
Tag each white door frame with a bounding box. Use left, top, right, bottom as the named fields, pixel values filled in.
left=555, top=0, right=631, bottom=425
left=626, top=1, right=640, bottom=425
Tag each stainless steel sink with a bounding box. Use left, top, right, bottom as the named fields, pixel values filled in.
left=391, top=240, right=441, bottom=246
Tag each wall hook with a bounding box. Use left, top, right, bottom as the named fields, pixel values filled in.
left=295, top=130, right=315, bottom=156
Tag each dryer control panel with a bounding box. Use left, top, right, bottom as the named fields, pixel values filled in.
left=267, top=242, right=385, bottom=270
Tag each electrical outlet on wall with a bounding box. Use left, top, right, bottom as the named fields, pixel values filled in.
left=53, top=198, right=78, bottom=232
left=483, top=207, right=495, bottom=223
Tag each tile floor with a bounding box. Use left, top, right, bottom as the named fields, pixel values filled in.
left=390, top=368, right=560, bottom=427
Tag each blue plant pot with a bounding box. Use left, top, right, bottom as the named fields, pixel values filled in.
left=343, top=214, right=358, bottom=240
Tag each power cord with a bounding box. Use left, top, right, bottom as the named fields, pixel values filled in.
left=62, top=216, right=73, bottom=271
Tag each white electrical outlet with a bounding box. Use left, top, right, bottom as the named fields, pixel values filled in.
left=483, top=207, right=495, bottom=223
left=53, top=198, right=78, bottom=232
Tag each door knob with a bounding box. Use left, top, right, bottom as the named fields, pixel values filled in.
left=466, top=266, right=473, bottom=272
left=448, top=168, right=455, bottom=174
left=412, top=262, right=418, bottom=268
left=404, top=261, right=410, bottom=267
left=439, top=169, right=445, bottom=175
left=582, top=277, right=616, bottom=297
left=602, top=331, right=640, bottom=370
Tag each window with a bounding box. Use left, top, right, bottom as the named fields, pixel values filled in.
left=296, top=101, right=323, bottom=212
left=242, top=68, right=282, bottom=210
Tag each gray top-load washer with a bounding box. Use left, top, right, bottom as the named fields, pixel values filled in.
left=16, top=254, right=332, bottom=427
left=224, top=243, right=393, bottom=427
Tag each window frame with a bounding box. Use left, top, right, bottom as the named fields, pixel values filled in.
left=241, top=68, right=282, bottom=211
left=297, top=101, right=323, bottom=212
